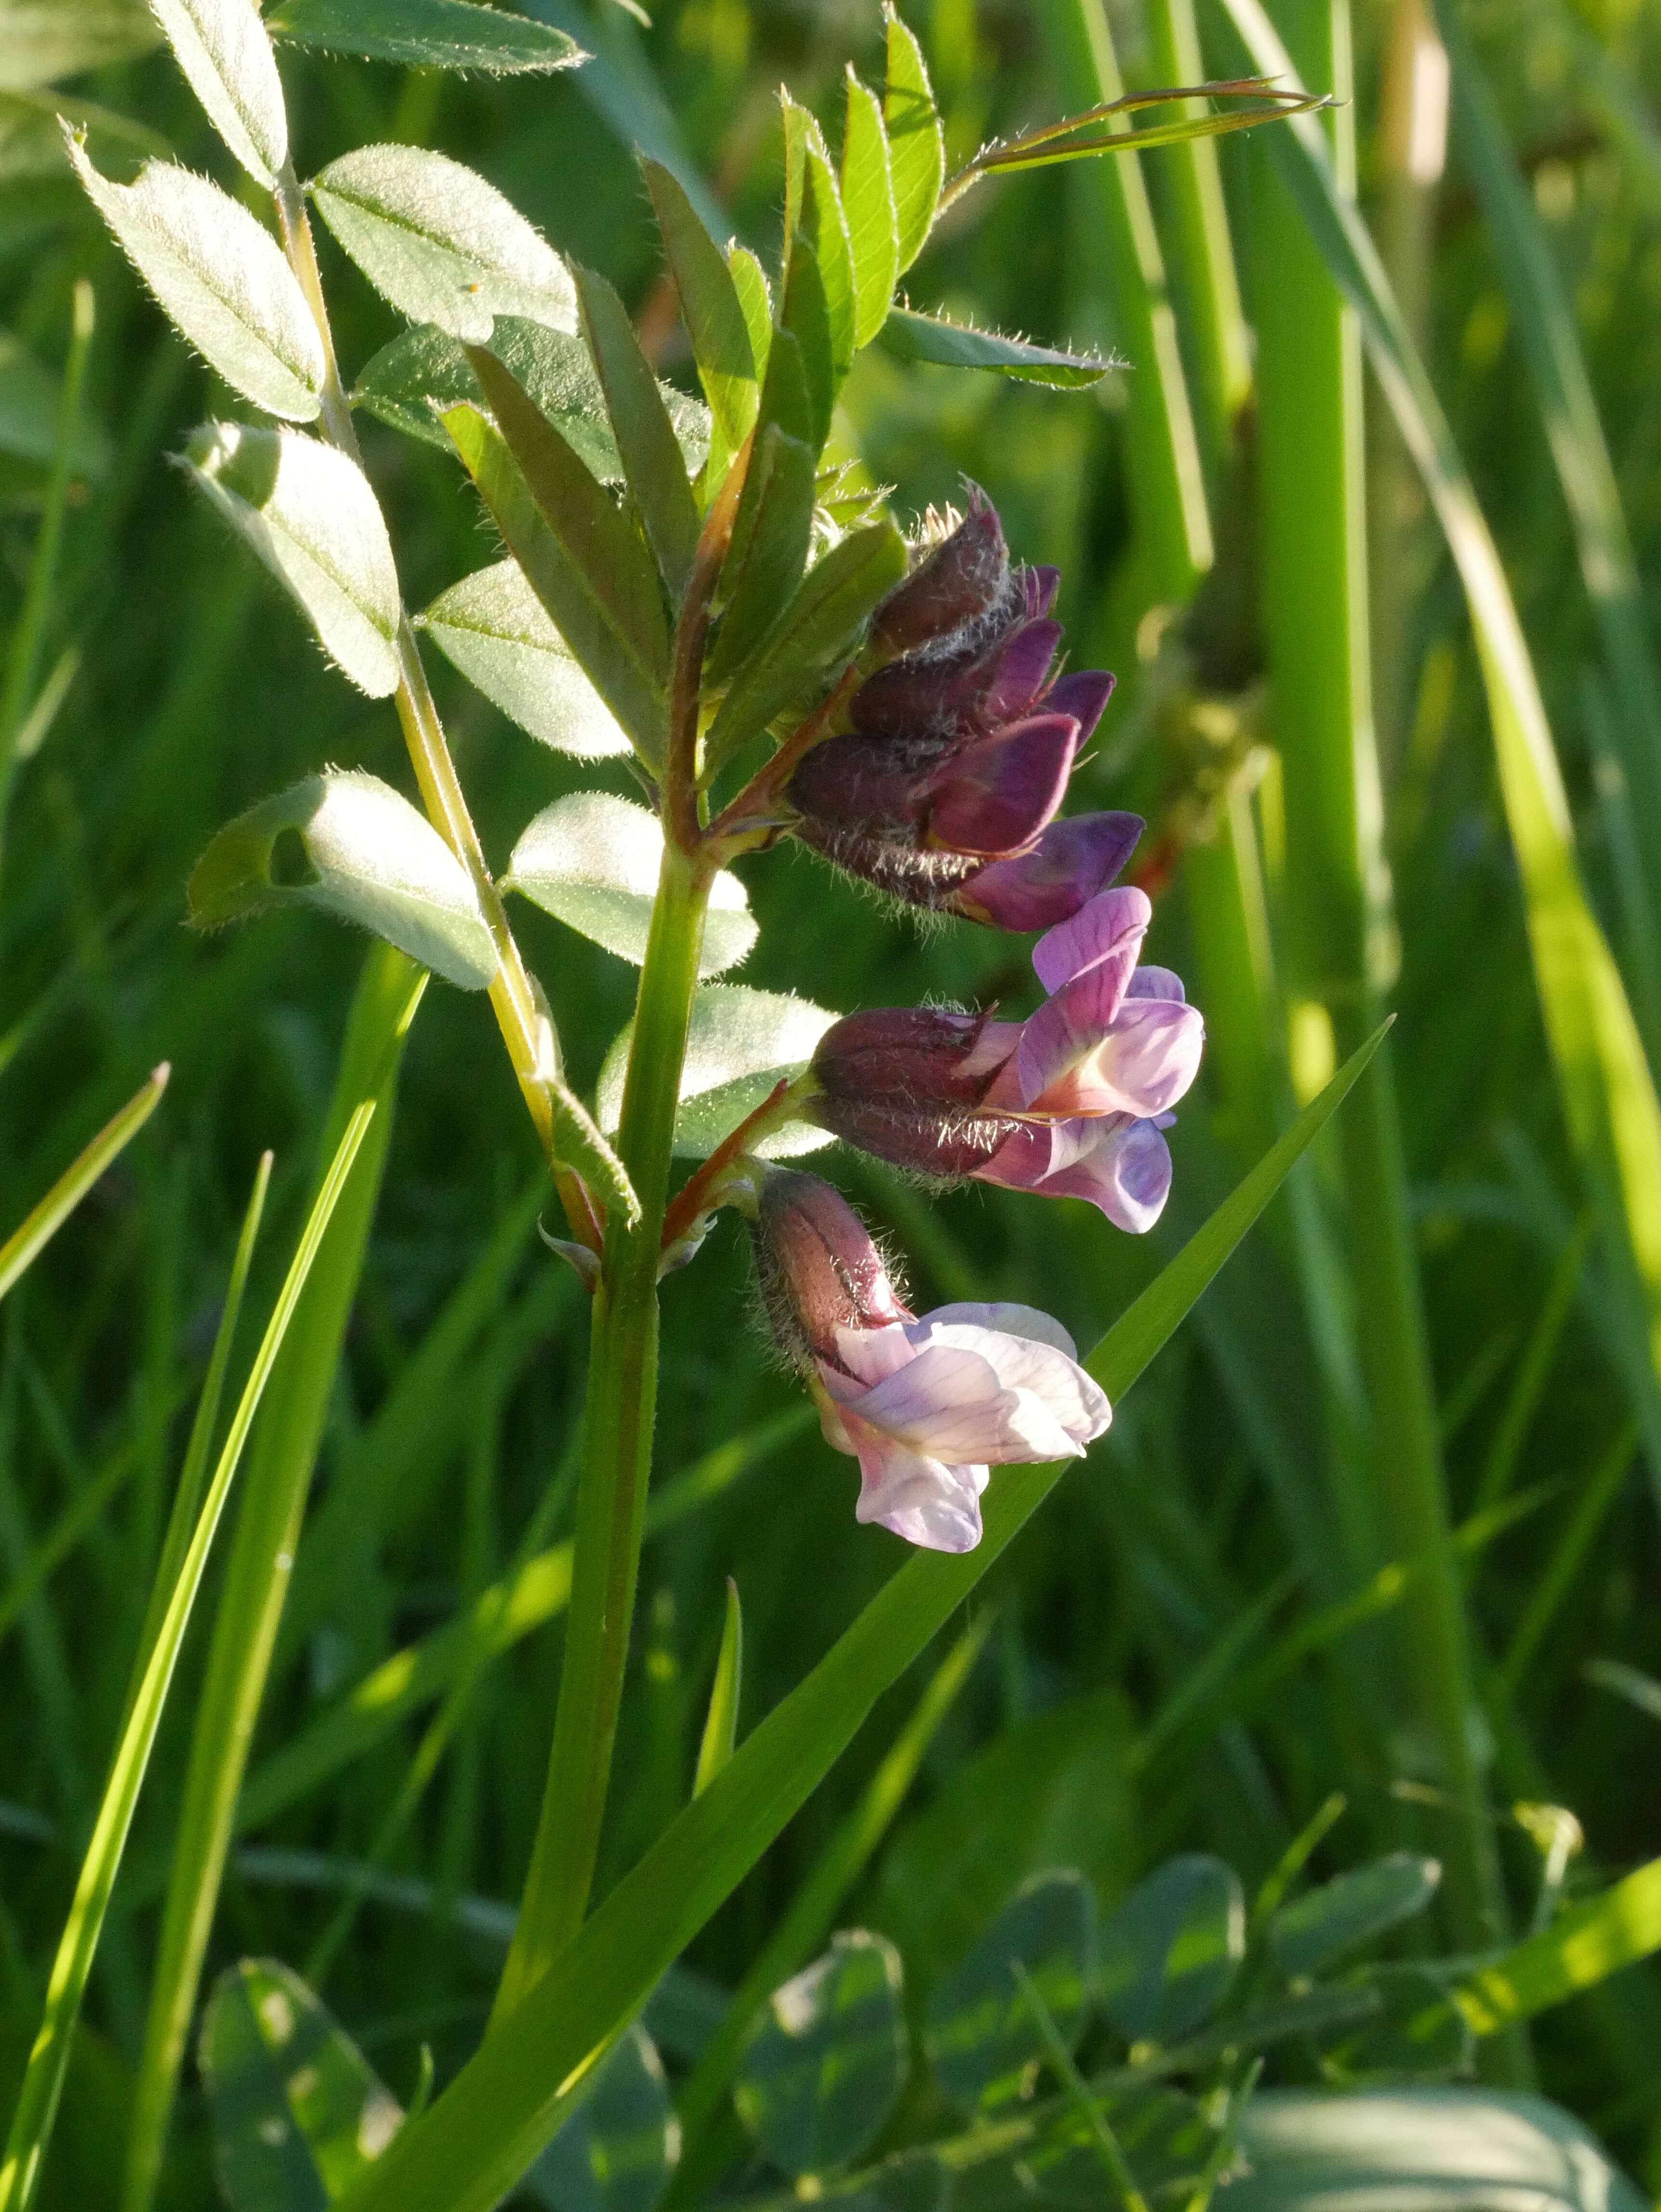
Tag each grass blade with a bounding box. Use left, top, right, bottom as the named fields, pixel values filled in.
left=1455, top=1854, right=1661, bottom=2035
left=0, top=1063, right=169, bottom=1307
left=0, top=963, right=420, bottom=2212
left=335, top=1025, right=1387, bottom=2212
left=1214, top=0, right=1661, bottom=1508
left=120, top=947, right=426, bottom=2212
left=692, top=1579, right=742, bottom=1798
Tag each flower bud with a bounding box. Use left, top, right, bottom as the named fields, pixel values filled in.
left=750, top=1168, right=909, bottom=1373
left=870, top=491, right=1014, bottom=657
left=807, top=1008, right=1024, bottom=1178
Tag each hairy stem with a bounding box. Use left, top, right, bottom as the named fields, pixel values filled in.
left=493, top=839, right=711, bottom=2018
left=273, top=168, right=598, bottom=1248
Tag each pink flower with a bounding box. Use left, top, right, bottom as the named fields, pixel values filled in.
left=813, top=1303, right=1111, bottom=1553
left=748, top=1171, right=1108, bottom=1553
left=807, top=886, right=1203, bottom=1230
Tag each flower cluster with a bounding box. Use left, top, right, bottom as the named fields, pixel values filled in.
left=784, top=489, right=1143, bottom=930
left=732, top=498, right=1203, bottom=1550
left=752, top=1170, right=1110, bottom=1553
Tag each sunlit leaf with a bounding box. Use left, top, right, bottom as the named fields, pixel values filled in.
left=312, top=144, right=577, bottom=343
left=597, top=984, right=838, bottom=1160
left=200, top=1958, right=405, bottom=2209
left=505, top=791, right=755, bottom=977
left=880, top=305, right=1110, bottom=389
left=150, top=0, right=285, bottom=184
left=444, top=360, right=669, bottom=762
left=352, top=316, right=709, bottom=477
left=1097, top=1855, right=1244, bottom=2043
left=524, top=2025, right=678, bottom=2212
left=187, top=768, right=497, bottom=990
left=69, top=145, right=323, bottom=420
left=1454, top=1852, right=1661, bottom=2036
left=1266, top=1854, right=1440, bottom=1981
left=727, top=245, right=772, bottom=393
left=417, top=560, right=629, bottom=758
left=641, top=158, right=756, bottom=460
left=269, top=0, right=584, bottom=73
left=704, top=518, right=908, bottom=771
left=573, top=263, right=699, bottom=596
left=883, top=3, right=943, bottom=275
left=184, top=421, right=401, bottom=695
left=783, top=101, right=855, bottom=385
left=1228, top=2088, right=1645, bottom=2212
left=925, top=1872, right=1096, bottom=2115
left=734, top=1933, right=906, bottom=2178
left=841, top=70, right=899, bottom=350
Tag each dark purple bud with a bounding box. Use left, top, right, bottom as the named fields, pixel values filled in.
left=850, top=619, right=1061, bottom=742
left=1044, top=669, right=1115, bottom=744
left=870, top=491, right=1011, bottom=656
left=950, top=811, right=1144, bottom=931
left=925, top=712, right=1079, bottom=856
left=808, top=1008, right=1025, bottom=1178
left=751, top=1168, right=909, bottom=1372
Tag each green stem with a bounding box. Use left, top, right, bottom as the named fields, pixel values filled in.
left=492, top=840, right=711, bottom=2021
left=271, top=167, right=598, bottom=1248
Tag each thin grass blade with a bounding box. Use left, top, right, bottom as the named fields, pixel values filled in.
left=0, top=1063, right=169, bottom=1306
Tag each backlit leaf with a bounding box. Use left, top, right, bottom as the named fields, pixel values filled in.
left=641, top=158, right=756, bottom=459
left=269, top=0, right=584, bottom=73
left=187, top=769, right=497, bottom=990
left=779, top=239, right=833, bottom=452
left=312, top=144, right=577, bottom=343
left=417, top=560, right=629, bottom=758
left=597, top=984, right=838, bottom=1160
left=185, top=421, right=400, bottom=695
left=734, top=1933, right=906, bottom=2178
left=200, top=1957, right=404, bottom=2210
left=727, top=245, right=772, bottom=393
left=925, top=1872, right=1096, bottom=2115
left=879, top=306, right=1111, bottom=389
left=445, top=354, right=670, bottom=761
left=1097, top=1855, right=1245, bottom=2043
left=841, top=70, right=899, bottom=349
left=573, top=263, right=699, bottom=596
left=70, top=145, right=323, bottom=420
left=883, top=4, right=943, bottom=274
left=353, top=317, right=709, bottom=477
left=783, top=100, right=855, bottom=384
left=505, top=791, right=755, bottom=978
left=150, top=0, right=286, bottom=184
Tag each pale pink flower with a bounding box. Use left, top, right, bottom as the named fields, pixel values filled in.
left=811, top=1302, right=1110, bottom=1554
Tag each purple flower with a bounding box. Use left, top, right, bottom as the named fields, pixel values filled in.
left=807, top=886, right=1203, bottom=1230
left=817, top=1303, right=1111, bottom=1553
left=784, top=492, right=1122, bottom=929
left=748, top=1169, right=1109, bottom=1552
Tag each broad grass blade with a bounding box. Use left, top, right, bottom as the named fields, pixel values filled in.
left=335, top=1026, right=1386, bottom=2212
